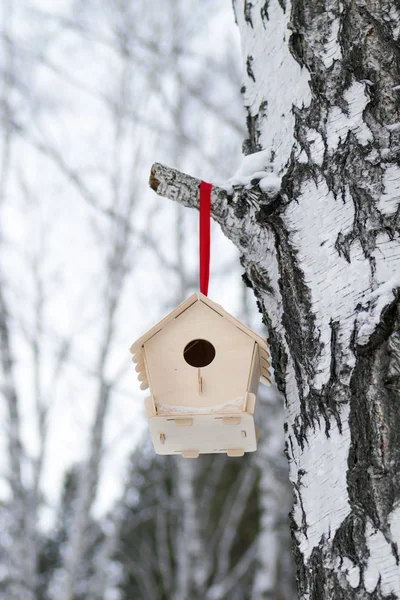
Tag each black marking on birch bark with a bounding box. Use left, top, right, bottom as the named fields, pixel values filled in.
left=259, top=99, right=268, bottom=119
left=280, top=159, right=317, bottom=201
left=246, top=55, right=256, bottom=83
left=335, top=231, right=353, bottom=263
left=243, top=111, right=261, bottom=155
left=268, top=215, right=333, bottom=444
left=260, top=2, right=269, bottom=25
left=313, top=320, right=349, bottom=430
left=277, top=0, right=286, bottom=13
left=288, top=31, right=305, bottom=67
left=231, top=0, right=238, bottom=26
left=255, top=195, right=283, bottom=219
left=241, top=259, right=289, bottom=397
left=340, top=3, right=400, bottom=128
left=357, top=293, right=400, bottom=357
left=385, top=332, right=400, bottom=389
left=296, top=469, right=308, bottom=534
left=333, top=513, right=369, bottom=570
left=244, top=0, right=254, bottom=28
left=347, top=298, right=400, bottom=545
left=245, top=263, right=275, bottom=296
left=308, top=547, right=328, bottom=600
left=306, top=546, right=394, bottom=600
left=300, top=516, right=400, bottom=599
left=241, top=270, right=253, bottom=291
left=290, top=472, right=310, bottom=595
left=290, top=524, right=308, bottom=599
left=264, top=316, right=288, bottom=398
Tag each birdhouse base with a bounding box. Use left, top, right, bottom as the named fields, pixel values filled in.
left=147, top=412, right=257, bottom=457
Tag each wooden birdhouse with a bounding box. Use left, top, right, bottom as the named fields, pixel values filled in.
left=130, top=293, right=270, bottom=458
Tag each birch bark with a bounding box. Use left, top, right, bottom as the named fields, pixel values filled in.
left=151, top=0, right=400, bottom=596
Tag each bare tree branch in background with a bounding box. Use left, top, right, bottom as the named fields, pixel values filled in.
left=57, top=55, right=143, bottom=600
left=0, top=3, right=38, bottom=598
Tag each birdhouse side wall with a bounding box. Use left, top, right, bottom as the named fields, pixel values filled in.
left=247, top=343, right=261, bottom=398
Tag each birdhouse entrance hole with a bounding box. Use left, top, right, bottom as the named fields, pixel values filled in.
left=183, top=339, right=216, bottom=368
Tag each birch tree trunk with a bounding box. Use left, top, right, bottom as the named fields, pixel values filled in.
left=150, top=0, right=400, bottom=596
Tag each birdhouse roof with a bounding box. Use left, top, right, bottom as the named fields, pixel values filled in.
left=130, top=293, right=268, bottom=355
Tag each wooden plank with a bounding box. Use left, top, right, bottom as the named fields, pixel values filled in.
left=182, top=450, right=199, bottom=458
left=175, top=418, right=193, bottom=427
left=130, top=294, right=198, bottom=353
left=261, top=366, right=271, bottom=379
left=260, top=348, right=270, bottom=363
left=260, top=357, right=270, bottom=369
left=147, top=413, right=257, bottom=455
left=245, top=392, right=256, bottom=415
left=199, top=294, right=268, bottom=350
left=221, top=417, right=241, bottom=425
left=246, top=343, right=261, bottom=399
left=260, top=375, right=271, bottom=387
left=140, top=345, right=152, bottom=394
left=144, top=396, right=156, bottom=417
left=227, top=448, right=245, bottom=457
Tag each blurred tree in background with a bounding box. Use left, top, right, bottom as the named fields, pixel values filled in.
left=0, top=0, right=294, bottom=598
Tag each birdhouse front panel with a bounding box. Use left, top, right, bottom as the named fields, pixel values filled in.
left=143, top=300, right=255, bottom=413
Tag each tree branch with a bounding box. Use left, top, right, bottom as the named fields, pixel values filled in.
left=152, top=159, right=271, bottom=207
left=149, top=162, right=278, bottom=240
left=149, top=162, right=230, bottom=218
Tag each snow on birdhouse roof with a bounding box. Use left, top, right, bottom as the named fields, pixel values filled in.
left=130, top=293, right=269, bottom=356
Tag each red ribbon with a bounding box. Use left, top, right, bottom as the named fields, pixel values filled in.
left=199, top=180, right=212, bottom=296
